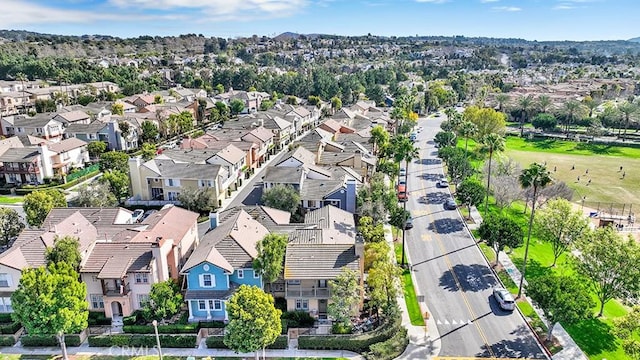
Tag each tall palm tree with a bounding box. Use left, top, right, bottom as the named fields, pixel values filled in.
left=495, top=93, right=510, bottom=112
left=391, top=136, right=419, bottom=267
left=562, top=100, right=587, bottom=135
left=369, top=125, right=390, bottom=156
left=458, top=121, right=477, bottom=174
left=517, top=163, right=552, bottom=298
left=517, top=95, right=534, bottom=136
left=536, top=95, right=552, bottom=115
left=617, top=101, right=638, bottom=137
left=480, top=133, right=505, bottom=215
left=582, top=96, right=599, bottom=118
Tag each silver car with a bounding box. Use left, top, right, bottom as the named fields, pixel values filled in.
left=493, top=287, right=515, bottom=311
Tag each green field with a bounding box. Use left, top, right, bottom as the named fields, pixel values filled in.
left=0, top=356, right=348, bottom=360
left=0, top=195, right=23, bottom=204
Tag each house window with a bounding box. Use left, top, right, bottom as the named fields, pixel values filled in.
left=198, top=300, right=206, bottom=310
left=253, top=271, right=260, bottom=279
left=307, top=200, right=317, bottom=208
left=318, top=280, right=327, bottom=288
left=0, top=298, right=12, bottom=313
left=137, top=294, right=150, bottom=308
left=208, top=300, right=214, bottom=311
left=90, top=294, right=104, bottom=309
left=167, top=191, right=178, bottom=201
left=287, top=280, right=300, bottom=285
left=237, top=269, right=244, bottom=279
left=213, top=300, right=222, bottom=310
left=200, top=274, right=214, bottom=287
left=135, top=273, right=149, bottom=284
left=295, top=299, right=309, bottom=310
left=0, top=274, right=11, bottom=288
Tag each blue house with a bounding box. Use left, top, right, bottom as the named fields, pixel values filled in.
left=180, top=209, right=268, bottom=322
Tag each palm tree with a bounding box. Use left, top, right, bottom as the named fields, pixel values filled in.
left=495, top=93, right=510, bottom=112
left=617, top=101, right=638, bottom=137
left=536, top=95, right=552, bottom=115
left=582, top=96, right=599, bottom=118
left=369, top=125, right=389, bottom=156
left=517, top=95, right=534, bottom=136
left=480, top=133, right=505, bottom=215
left=458, top=121, right=477, bottom=173
left=391, top=135, right=419, bottom=267
left=562, top=100, right=587, bottom=135
left=517, top=163, right=552, bottom=298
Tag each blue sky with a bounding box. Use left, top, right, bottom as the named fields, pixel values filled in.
left=1, top=0, right=636, bottom=41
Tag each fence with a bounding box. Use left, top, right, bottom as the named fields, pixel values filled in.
left=67, top=164, right=100, bottom=182
left=582, top=201, right=638, bottom=226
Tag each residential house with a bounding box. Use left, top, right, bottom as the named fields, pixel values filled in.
left=0, top=114, right=64, bottom=142
left=128, top=155, right=227, bottom=205
left=53, top=110, right=91, bottom=126
left=180, top=209, right=268, bottom=321
left=299, top=176, right=357, bottom=213
left=241, top=127, right=275, bottom=166
left=262, top=166, right=306, bottom=191
left=0, top=91, right=31, bottom=117
left=282, top=206, right=363, bottom=316
left=47, top=138, right=90, bottom=176
left=232, top=113, right=294, bottom=150
left=127, top=95, right=156, bottom=110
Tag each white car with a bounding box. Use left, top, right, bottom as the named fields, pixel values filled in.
left=436, top=179, right=449, bottom=188
left=493, top=287, right=515, bottom=311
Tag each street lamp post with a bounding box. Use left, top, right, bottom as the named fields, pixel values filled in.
left=152, top=320, right=163, bottom=360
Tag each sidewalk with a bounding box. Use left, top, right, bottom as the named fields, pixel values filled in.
left=0, top=343, right=363, bottom=359
left=384, top=225, right=441, bottom=359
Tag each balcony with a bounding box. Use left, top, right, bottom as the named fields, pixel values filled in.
left=285, top=287, right=330, bottom=298
left=103, top=283, right=131, bottom=297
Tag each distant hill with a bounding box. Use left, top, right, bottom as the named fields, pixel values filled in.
left=629, top=37, right=640, bottom=43
left=273, top=32, right=322, bottom=41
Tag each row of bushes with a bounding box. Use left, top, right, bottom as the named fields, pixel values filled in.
left=0, top=314, right=13, bottom=323
left=123, top=324, right=198, bottom=334
left=21, top=334, right=82, bottom=347
left=88, top=334, right=196, bottom=348
left=0, top=322, right=21, bottom=334
left=205, top=335, right=288, bottom=350
left=298, top=317, right=402, bottom=354
left=0, top=335, right=16, bottom=346
left=15, top=169, right=100, bottom=195
left=88, top=311, right=112, bottom=326
left=364, top=327, right=408, bottom=360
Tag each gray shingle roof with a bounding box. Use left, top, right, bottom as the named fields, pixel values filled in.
left=299, top=179, right=344, bottom=200
left=66, top=121, right=108, bottom=134
left=0, top=147, right=39, bottom=163
left=263, top=166, right=304, bottom=184
left=284, top=243, right=359, bottom=280
left=185, top=283, right=239, bottom=300
left=152, top=159, right=222, bottom=180
left=304, top=205, right=356, bottom=235
left=81, top=242, right=154, bottom=278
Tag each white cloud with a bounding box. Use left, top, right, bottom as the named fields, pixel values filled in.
left=553, top=4, right=575, bottom=10
left=0, top=0, right=178, bottom=26
left=492, top=6, right=521, bottom=12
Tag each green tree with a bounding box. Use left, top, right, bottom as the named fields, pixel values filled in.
left=367, top=260, right=402, bottom=317
left=358, top=216, right=385, bottom=243
left=35, top=99, right=57, bottom=113
left=526, top=274, right=595, bottom=339
left=140, top=142, right=157, bottom=161
left=444, top=148, right=473, bottom=185
left=99, top=151, right=129, bottom=173
left=455, top=179, right=486, bottom=217
left=434, top=131, right=457, bottom=148
left=331, top=96, right=342, bottom=111
left=457, top=120, right=477, bottom=171
left=618, top=100, right=639, bottom=136
left=224, top=285, right=282, bottom=358
left=141, top=280, right=183, bottom=322
left=253, top=233, right=288, bottom=287
left=87, top=141, right=107, bottom=159
left=154, top=94, right=164, bottom=104
left=328, top=268, right=361, bottom=329
left=531, top=113, right=557, bottom=131
left=517, top=95, right=534, bottom=136
left=229, top=98, right=245, bottom=115
left=23, top=190, right=67, bottom=227
left=45, top=236, right=81, bottom=271
left=364, top=241, right=391, bottom=271
left=118, top=121, right=131, bottom=139
left=495, top=93, right=510, bottom=112
left=369, top=125, right=390, bottom=156
left=575, top=227, right=640, bottom=317
left=582, top=95, right=599, bottom=118
left=463, top=106, right=506, bottom=139
left=140, top=121, right=159, bottom=144
left=75, top=183, right=118, bottom=208
left=261, top=184, right=300, bottom=215
left=366, top=84, right=385, bottom=105
left=215, top=84, right=225, bottom=94
left=215, top=101, right=230, bottom=123
left=0, top=208, right=24, bottom=246
left=535, top=198, right=589, bottom=267
left=477, top=213, right=523, bottom=265
left=613, top=306, right=640, bottom=360
left=176, top=187, right=217, bottom=213
left=100, top=170, right=130, bottom=201
left=536, top=95, right=553, bottom=114
left=11, top=262, right=88, bottom=360
left=518, top=163, right=552, bottom=298
left=111, top=102, right=124, bottom=116
left=562, top=100, right=587, bottom=134
left=480, top=133, right=505, bottom=215
left=259, top=100, right=274, bottom=111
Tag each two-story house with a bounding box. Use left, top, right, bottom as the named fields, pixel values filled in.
left=180, top=209, right=268, bottom=322
left=53, top=110, right=92, bottom=126
left=0, top=114, right=64, bottom=142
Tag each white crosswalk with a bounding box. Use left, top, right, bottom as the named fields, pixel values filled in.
left=436, top=319, right=473, bottom=326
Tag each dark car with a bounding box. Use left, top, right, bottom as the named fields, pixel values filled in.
left=436, top=179, right=449, bottom=188
left=444, top=199, right=457, bottom=210
left=404, top=216, right=414, bottom=230
left=139, top=210, right=158, bottom=223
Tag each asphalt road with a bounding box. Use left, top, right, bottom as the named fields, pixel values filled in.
left=405, top=116, right=547, bottom=359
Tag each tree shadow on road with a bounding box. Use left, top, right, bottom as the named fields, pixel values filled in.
left=416, top=158, right=442, bottom=165
left=428, top=218, right=464, bottom=233
left=421, top=192, right=449, bottom=205
left=475, top=324, right=547, bottom=359
left=420, top=173, right=443, bottom=182
left=438, top=263, right=497, bottom=292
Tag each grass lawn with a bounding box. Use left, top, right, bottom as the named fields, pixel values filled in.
left=393, top=241, right=424, bottom=326
left=0, top=356, right=348, bottom=360
left=0, top=195, right=23, bottom=204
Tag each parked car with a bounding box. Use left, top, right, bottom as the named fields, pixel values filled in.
left=493, top=287, right=515, bottom=311
left=444, top=198, right=457, bottom=210
left=399, top=168, right=406, bottom=177
left=140, top=210, right=157, bottom=223
left=398, top=179, right=406, bottom=186
left=404, top=216, right=414, bottom=230
left=436, top=179, right=449, bottom=188
left=410, top=132, right=417, bottom=142
left=131, top=209, right=145, bottom=223
left=397, top=184, right=408, bottom=202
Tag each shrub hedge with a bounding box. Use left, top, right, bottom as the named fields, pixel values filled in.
left=205, top=335, right=287, bottom=349
left=88, top=312, right=112, bottom=326
left=0, top=335, right=16, bottom=346
left=21, top=334, right=82, bottom=347
left=0, top=322, right=21, bottom=334
left=297, top=317, right=402, bottom=353
left=281, top=311, right=315, bottom=328
left=123, top=324, right=198, bottom=334
left=88, top=334, right=196, bottom=348
left=364, top=327, right=408, bottom=360
left=0, top=314, right=13, bottom=323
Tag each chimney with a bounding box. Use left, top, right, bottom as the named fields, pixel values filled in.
left=209, top=211, right=219, bottom=230
left=353, top=150, right=362, bottom=171
left=345, top=177, right=357, bottom=214
left=151, top=237, right=169, bottom=282
left=355, top=232, right=364, bottom=259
